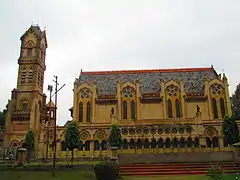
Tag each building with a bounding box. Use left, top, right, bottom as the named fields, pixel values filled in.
left=3, top=26, right=233, bottom=159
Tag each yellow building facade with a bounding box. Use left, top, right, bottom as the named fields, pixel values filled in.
left=3, top=26, right=233, bottom=159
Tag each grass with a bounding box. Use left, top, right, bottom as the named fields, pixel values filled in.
left=0, top=170, right=238, bottom=180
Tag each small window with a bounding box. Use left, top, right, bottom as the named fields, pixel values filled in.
left=212, top=98, right=218, bottom=119
left=27, top=48, right=32, bottom=56
left=175, top=99, right=181, bottom=118
left=123, top=101, right=127, bottom=119
left=22, top=103, right=28, bottom=112
left=131, top=100, right=135, bottom=120
left=86, top=102, right=91, bottom=122
left=220, top=98, right=225, bottom=118
left=79, top=102, right=83, bottom=122
left=167, top=99, right=173, bottom=118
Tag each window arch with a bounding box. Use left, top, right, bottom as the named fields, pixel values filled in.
left=175, top=99, right=181, bottom=118
left=168, top=99, right=173, bottom=118
left=79, top=102, right=83, bottom=122
left=123, top=101, right=127, bottom=119
left=27, top=48, right=32, bottom=56
left=220, top=98, right=225, bottom=118
left=131, top=100, right=135, bottom=120
left=86, top=101, right=91, bottom=122
left=212, top=98, right=218, bottom=119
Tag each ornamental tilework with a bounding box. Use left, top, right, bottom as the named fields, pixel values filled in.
left=77, top=69, right=217, bottom=95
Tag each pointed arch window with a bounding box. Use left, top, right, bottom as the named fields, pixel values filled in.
left=22, top=102, right=28, bottom=112
left=168, top=99, right=173, bottom=118
left=86, top=101, right=91, bottom=122
left=131, top=100, right=135, bottom=120
left=79, top=102, right=83, bottom=122
left=220, top=98, right=225, bottom=118
left=123, top=101, right=127, bottom=119
left=212, top=98, right=218, bottom=119
left=27, top=48, right=32, bottom=56
left=175, top=99, right=181, bottom=118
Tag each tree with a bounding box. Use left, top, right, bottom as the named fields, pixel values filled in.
left=0, top=110, right=7, bottom=127
left=108, top=124, right=122, bottom=148
left=222, top=116, right=240, bottom=146
left=65, top=120, right=80, bottom=164
left=24, top=129, right=35, bottom=161
left=231, top=83, right=240, bottom=119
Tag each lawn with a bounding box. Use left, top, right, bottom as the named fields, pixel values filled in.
left=0, top=170, right=238, bottom=180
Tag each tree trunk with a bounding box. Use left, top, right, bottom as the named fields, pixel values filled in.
left=71, top=149, right=74, bottom=164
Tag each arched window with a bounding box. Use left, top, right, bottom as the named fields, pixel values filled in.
left=129, top=139, right=135, bottom=149
left=79, top=102, right=83, bottom=122
left=220, top=98, right=225, bottom=118
left=168, top=99, right=173, bottom=118
left=94, top=140, right=100, bottom=150
left=175, top=99, right=181, bottom=118
left=22, top=102, right=28, bottom=112
left=101, top=140, right=108, bottom=150
left=84, top=141, right=90, bottom=151
left=86, top=101, right=91, bottom=122
left=212, top=98, right=218, bottom=119
left=123, top=101, right=127, bottom=119
left=61, top=141, right=67, bottom=151
left=27, top=48, right=32, bottom=56
left=123, top=139, right=128, bottom=149
left=131, top=100, right=135, bottom=120
left=21, top=68, right=27, bottom=83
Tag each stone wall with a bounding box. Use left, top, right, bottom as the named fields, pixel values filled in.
left=119, top=151, right=234, bottom=164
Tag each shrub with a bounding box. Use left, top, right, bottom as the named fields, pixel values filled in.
left=94, top=162, right=120, bottom=180
left=207, top=165, right=224, bottom=180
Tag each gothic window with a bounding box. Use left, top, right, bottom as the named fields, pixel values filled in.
left=122, top=86, right=135, bottom=98
left=220, top=98, right=225, bottom=118
left=131, top=100, right=135, bottom=120
left=167, top=84, right=179, bottom=96
left=22, top=102, right=28, bottom=112
left=80, top=88, right=91, bottom=99
left=94, top=140, right=100, bottom=150
left=175, top=99, right=181, bottom=118
left=123, top=101, right=127, bottom=119
left=27, top=48, right=32, bottom=56
left=212, top=98, right=218, bottom=119
left=86, top=101, right=91, bottom=122
left=84, top=140, right=90, bottom=151
left=79, top=102, right=83, bottom=122
left=211, top=84, right=222, bottom=95
left=167, top=99, right=173, bottom=118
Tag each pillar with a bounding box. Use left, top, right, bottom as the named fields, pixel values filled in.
left=90, top=140, right=94, bottom=157
left=223, top=74, right=232, bottom=116
left=179, top=80, right=186, bottom=119
left=92, top=82, right=97, bottom=121
left=116, top=80, right=121, bottom=120
left=160, top=81, right=167, bottom=118
left=135, top=79, right=140, bottom=120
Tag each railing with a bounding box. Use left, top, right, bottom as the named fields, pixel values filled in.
left=11, top=110, right=30, bottom=121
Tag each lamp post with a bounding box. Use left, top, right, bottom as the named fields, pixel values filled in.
left=52, top=75, right=65, bottom=177
left=46, top=85, right=53, bottom=159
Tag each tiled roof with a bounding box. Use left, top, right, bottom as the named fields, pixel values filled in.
left=46, top=100, right=55, bottom=108
left=77, top=67, right=218, bottom=95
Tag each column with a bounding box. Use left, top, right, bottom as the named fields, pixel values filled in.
left=179, top=80, right=186, bottom=119
left=116, top=80, right=121, bottom=120
left=73, top=80, right=78, bottom=121
left=92, top=82, right=97, bottom=121
left=135, top=79, right=140, bottom=120
left=160, top=81, right=167, bottom=118
left=223, top=74, right=232, bottom=116
left=90, top=140, right=94, bottom=157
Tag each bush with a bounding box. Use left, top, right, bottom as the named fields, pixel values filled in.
left=207, top=165, right=224, bottom=180
left=94, top=162, right=120, bottom=180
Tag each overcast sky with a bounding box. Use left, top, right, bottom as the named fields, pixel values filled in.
left=0, top=1, right=240, bottom=125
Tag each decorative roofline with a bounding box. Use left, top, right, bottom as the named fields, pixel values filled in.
left=80, top=67, right=213, bottom=75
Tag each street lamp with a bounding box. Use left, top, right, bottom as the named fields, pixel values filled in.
left=46, top=85, right=53, bottom=159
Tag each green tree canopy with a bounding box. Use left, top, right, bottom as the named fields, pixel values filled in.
left=65, top=120, right=80, bottom=163
left=24, top=130, right=35, bottom=151
left=222, top=116, right=240, bottom=146
left=108, top=124, right=122, bottom=148
left=231, top=83, right=240, bottom=119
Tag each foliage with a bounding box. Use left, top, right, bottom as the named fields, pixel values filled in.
left=206, top=165, right=224, bottom=180
left=65, top=120, right=80, bottom=163
left=0, top=110, right=6, bottom=127
left=24, top=130, right=35, bottom=151
left=108, top=124, right=122, bottom=148
left=94, top=162, right=120, bottom=180
left=222, top=116, right=240, bottom=146
left=231, top=83, right=240, bottom=119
